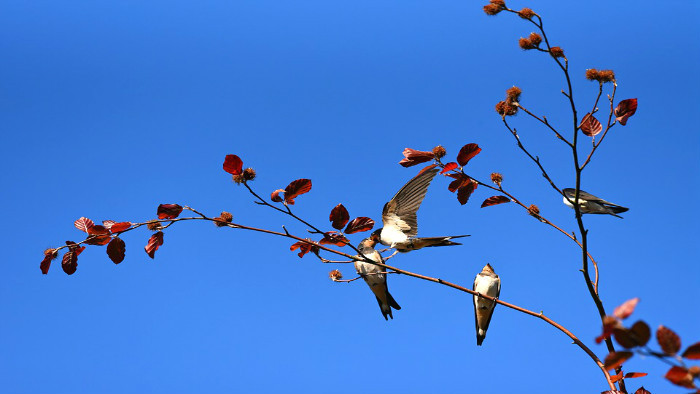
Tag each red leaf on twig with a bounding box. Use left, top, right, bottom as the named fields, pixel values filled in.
left=271, top=189, right=285, bottom=202
left=634, top=387, right=651, bottom=394
left=110, top=222, right=132, bottom=233
left=447, top=173, right=471, bottom=192
left=329, top=204, right=350, bottom=230
left=613, top=297, right=639, bottom=320
left=457, top=182, right=476, bottom=205
left=40, top=250, right=57, bottom=274
left=597, top=316, right=621, bottom=343
left=62, top=250, right=78, bottom=275
left=615, top=98, right=638, bottom=126
left=284, top=179, right=312, bottom=205
left=399, top=148, right=434, bottom=168
left=319, top=232, right=350, bottom=247
left=603, top=351, right=633, bottom=370
left=624, top=372, right=647, bottom=379
left=682, top=342, right=700, bottom=360
left=145, top=231, right=164, bottom=259
left=657, top=325, right=681, bottom=355
left=609, top=371, right=623, bottom=383
left=289, top=239, right=318, bottom=258
left=157, top=204, right=183, bottom=219
left=440, top=162, right=458, bottom=174
left=107, top=237, right=126, bottom=264
left=85, top=225, right=111, bottom=245
left=580, top=113, right=603, bottom=137
left=665, top=366, right=696, bottom=388
left=102, top=220, right=116, bottom=229
left=74, top=217, right=94, bottom=233
left=223, top=154, right=243, bottom=175
left=344, top=217, right=375, bottom=234
left=615, top=320, right=651, bottom=349
left=481, top=195, right=510, bottom=208
left=457, top=143, right=481, bottom=166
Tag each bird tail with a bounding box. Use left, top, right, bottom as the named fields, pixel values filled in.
left=387, top=291, right=401, bottom=311
left=419, top=235, right=471, bottom=248
left=606, top=205, right=629, bottom=219
left=476, top=329, right=486, bottom=346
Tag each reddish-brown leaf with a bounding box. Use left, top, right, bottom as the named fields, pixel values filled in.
left=440, top=162, right=459, bottom=174
left=657, top=325, right=682, bottom=355
left=614, top=297, right=640, bottom=320
left=634, top=387, right=651, bottom=394
left=284, top=179, right=312, bottom=205
left=682, top=342, right=700, bottom=360
left=457, top=182, right=476, bottom=205
left=144, top=231, right=164, bottom=259
left=102, top=220, right=116, bottom=229
left=580, top=113, right=603, bottom=137
left=399, top=148, right=434, bottom=168
left=319, top=232, right=350, bottom=247
left=40, top=250, right=57, bottom=275
left=157, top=204, right=183, bottom=219
left=615, top=98, right=638, bottom=126
left=604, top=351, right=633, bottom=370
left=84, top=225, right=111, bottom=246
left=107, top=237, right=126, bottom=264
left=74, top=217, right=94, bottom=233
left=62, top=250, right=78, bottom=275
left=610, top=371, right=624, bottom=383
left=481, top=195, right=511, bottom=208
left=289, top=239, right=318, bottom=258
left=329, top=204, right=350, bottom=230
left=665, top=366, right=696, bottom=389
left=223, top=154, right=243, bottom=175
left=629, top=320, right=651, bottom=347
left=597, top=315, right=621, bottom=344
left=457, top=143, right=481, bottom=166
left=271, top=189, right=285, bottom=203
left=110, top=222, right=132, bottom=233
left=447, top=173, right=471, bottom=192
left=624, top=372, right=648, bottom=379
left=344, top=217, right=375, bottom=234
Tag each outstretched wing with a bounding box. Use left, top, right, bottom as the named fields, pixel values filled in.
left=382, top=167, right=439, bottom=238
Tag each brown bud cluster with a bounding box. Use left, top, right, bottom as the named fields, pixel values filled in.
left=232, top=174, right=246, bottom=184
left=528, top=32, right=542, bottom=47
left=147, top=220, right=163, bottom=231
left=517, top=8, right=536, bottom=19
left=483, top=0, right=506, bottom=15
left=495, top=101, right=518, bottom=117
left=527, top=204, right=540, bottom=217
left=490, top=172, right=503, bottom=187
left=329, top=269, right=343, bottom=281
left=519, top=33, right=542, bottom=50
left=44, top=248, right=58, bottom=260
left=214, top=211, right=233, bottom=227
left=432, top=145, right=447, bottom=159
left=243, top=168, right=256, bottom=181
left=549, top=46, right=565, bottom=58
left=506, top=86, right=522, bottom=102
left=585, top=68, right=615, bottom=83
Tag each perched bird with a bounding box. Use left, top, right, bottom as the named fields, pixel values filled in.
left=562, top=188, right=629, bottom=219
left=354, top=233, right=401, bottom=320
left=377, top=167, right=469, bottom=255
left=473, top=263, right=501, bottom=346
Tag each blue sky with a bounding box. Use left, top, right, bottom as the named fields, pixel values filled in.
left=2, top=1, right=699, bottom=393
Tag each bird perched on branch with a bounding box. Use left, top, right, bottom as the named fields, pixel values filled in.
left=562, top=188, right=629, bottom=218
left=473, top=263, right=500, bottom=346
left=354, top=233, right=401, bottom=320
left=377, top=167, right=469, bottom=256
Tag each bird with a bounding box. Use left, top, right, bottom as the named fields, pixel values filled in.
left=562, top=188, right=629, bottom=218
left=377, top=166, right=469, bottom=255
left=354, top=233, right=401, bottom=320
left=473, top=263, right=501, bottom=346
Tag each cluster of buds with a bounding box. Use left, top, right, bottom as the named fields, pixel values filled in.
left=518, top=32, right=542, bottom=50
left=495, top=86, right=522, bottom=117
left=490, top=172, right=503, bottom=187
left=549, top=46, right=565, bottom=59
left=527, top=204, right=540, bottom=217
left=483, top=0, right=506, bottom=15
left=329, top=269, right=343, bottom=281
left=517, top=7, right=536, bottom=19
left=432, top=145, right=447, bottom=159
left=232, top=168, right=257, bottom=184
left=214, top=211, right=233, bottom=227
left=146, top=220, right=163, bottom=231
left=585, top=68, right=616, bottom=83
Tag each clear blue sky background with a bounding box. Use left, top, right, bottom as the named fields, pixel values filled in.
left=2, top=1, right=699, bottom=393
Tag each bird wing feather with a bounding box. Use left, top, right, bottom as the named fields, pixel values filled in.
left=382, top=168, right=439, bottom=238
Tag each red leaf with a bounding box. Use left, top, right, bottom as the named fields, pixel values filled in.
left=682, top=342, right=700, bottom=360
left=657, top=325, right=681, bottom=355
left=456, top=143, right=481, bottom=166
left=615, top=320, right=651, bottom=348
left=596, top=316, right=620, bottom=344
left=144, top=231, right=164, bottom=259
left=102, top=220, right=116, bottom=229
left=624, top=372, right=648, bottom=379
left=634, top=387, right=651, bottom=394
left=580, top=113, right=603, bottom=137
left=223, top=154, right=243, bottom=175
left=399, top=148, right=434, bottom=168
left=665, top=366, right=696, bottom=388
left=329, top=204, right=350, bottom=230
left=457, top=182, right=476, bottom=205
left=344, top=217, right=375, bottom=234
left=319, top=232, right=350, bottom=247
left=440, top=162, right=458, bottom=174
left=615, top=98, right=638, bottom=126
left=74, top=217, right=94, bottom=233
left=613, top=297, right=639, bottom=320
left=447, top=173, right=471, bottom=192
left=610, top=371, right=623, bottom=383
left=157, top=204, right=183, bottom=219
left=603, top=351, right=633, bottom=370
left=62, top=250, right=78, bottom=275
left=107, top=237, right=126, bottom=264
left=284, top=179, right=312, bottom=205
left=40, top=250, right=57, bottom=275
left=110, top=222, right=132, bottom=233
left=271, top=189, right=285, bottom=202
left=481, top=195, right=511, bottom=208
left=85, top=225, right=111, bottom=246
left=289, top=239, right=318, bottom=258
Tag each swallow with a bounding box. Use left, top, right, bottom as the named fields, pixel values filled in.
left=562, top=188, right=629, bottom=218
left=354, top=233, right=401, bottom=320
left=473, top=263, right=500, bottom=346
left=378, top=167, right=469, bottom=255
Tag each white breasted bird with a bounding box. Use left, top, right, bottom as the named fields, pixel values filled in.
left=354, top=233, right=401, bottom=320
left=473, top=263, right=501, bottom=346
left=562, top=188, right=629, bottom=218
left=378, top=167, right=469, bottom=255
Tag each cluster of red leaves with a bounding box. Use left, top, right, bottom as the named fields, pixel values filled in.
left=271, top=179, right=312, bottom=205
left=597, top=298, right=700, bottom=390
